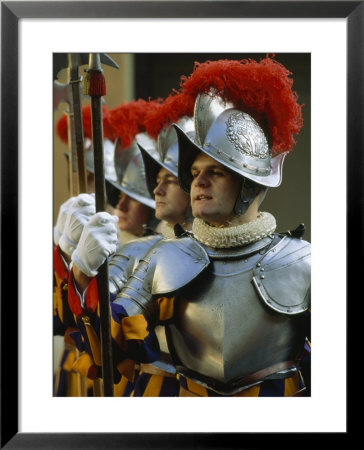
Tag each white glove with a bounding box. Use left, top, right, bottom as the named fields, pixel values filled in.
left=59, top=193, right=96, bottom=258
left=71, top=212, right=119, bottom=277
left=53, top=196, right=75, bottom=246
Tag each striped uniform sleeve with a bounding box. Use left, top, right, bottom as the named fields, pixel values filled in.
left=67, top=270, right=161, bottom=385
left=118, top=296, right=179, bottom=397
left=66, top=271, right=109, bottom=381
left=54, top=246, right=77, bottom=333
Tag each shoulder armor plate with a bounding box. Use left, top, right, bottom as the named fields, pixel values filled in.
left=252, top=236, right=311, bottom=315
left=144, top=236, right=210, bottom=295
left=115, top=236, right=210, bottom=320
left=117, top=234, right=163, bottom=260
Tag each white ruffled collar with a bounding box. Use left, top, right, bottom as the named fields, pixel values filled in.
left=158, top=221, right=176, bottom=239
left=192, top=212, right=276, bottom=248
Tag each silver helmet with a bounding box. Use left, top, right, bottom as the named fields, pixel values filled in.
left=84, top=137, right=121, bottom=207
left=84, top=137, right=118, bottom=184
left=138, top=116, right=195, bottom=196
left=175, top=93, right=287, bottom=215
left=112, top=132, right=157, bottom=210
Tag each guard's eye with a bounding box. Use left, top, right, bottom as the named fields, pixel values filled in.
left=211, top=170, right=224, bottom=176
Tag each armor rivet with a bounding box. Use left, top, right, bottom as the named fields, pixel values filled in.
left=244, top=259, right=248, bottom=263
left=260, top=268, right=265, bottom=272
left=260, top=275, right=265, bottom=279
left=229, top=157, right=234, bottom=161
left=257, top=263, right=261, bottom=267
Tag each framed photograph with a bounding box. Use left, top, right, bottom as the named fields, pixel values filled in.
left=1, top=1, right=357, bottom=448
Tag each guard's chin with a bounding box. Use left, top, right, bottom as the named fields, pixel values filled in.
left=192, top=209, right=212, bottom=222
left=191, top=206, right=203, bottom=219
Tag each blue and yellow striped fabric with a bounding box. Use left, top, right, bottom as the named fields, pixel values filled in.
left=131, top=366, right=180, bottom=397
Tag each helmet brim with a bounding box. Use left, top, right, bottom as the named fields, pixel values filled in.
left=138, top=143, right=178, bottom=198
left=174, top=123, right=286, bottom=193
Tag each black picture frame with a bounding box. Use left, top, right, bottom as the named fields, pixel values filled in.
left=1, top=1, right=357, bottom=448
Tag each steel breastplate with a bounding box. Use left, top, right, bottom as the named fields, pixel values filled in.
left=165, top=234, right=311, bottom=394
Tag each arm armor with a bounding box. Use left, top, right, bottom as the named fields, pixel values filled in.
left=113, top=236, right=210, bottom=323
left=108, top=234, right=163, bottom=296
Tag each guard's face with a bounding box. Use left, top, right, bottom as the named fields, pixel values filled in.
left=115, top=192, right=151, bottom=236
left=190, top=153, right=241, bottom=226
left=153, top=168, right=190, bottom=225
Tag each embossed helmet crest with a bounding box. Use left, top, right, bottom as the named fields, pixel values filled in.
left=226, top=112, right=270, bottom=160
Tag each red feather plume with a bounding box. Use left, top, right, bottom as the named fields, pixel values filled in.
left=80, top=105, right=93, bottom=139
left=108, top=99, right=163, bottom=148
left=55, top=113, right=68, bottom=144
left=179, top=56, right=303, bottom=154
left=144, top=90, right=195, bottom=139
left=80, top=105, right=116, bottom=141
left=56, top=104, right=117, bottom=144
